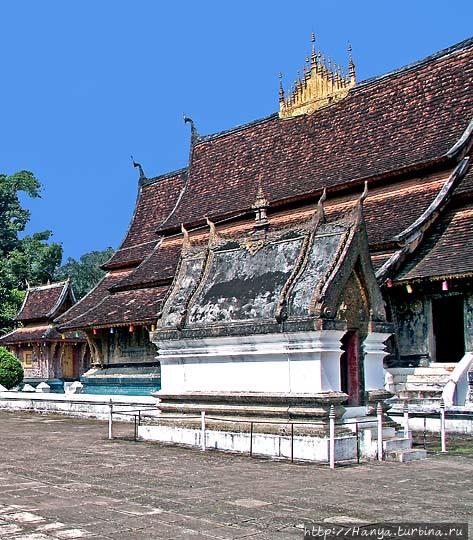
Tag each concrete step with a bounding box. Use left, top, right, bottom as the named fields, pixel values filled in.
left=383, top=437, right=411, bottom=453
left=413, top=367, right=451, bottom=375
left=398, top=390, right=443, bottom=399
left=407, top=378, right=447, bottom=384
left=386, top=448, right=427, bottom=462
left=402, top=385, right=445, bottom=393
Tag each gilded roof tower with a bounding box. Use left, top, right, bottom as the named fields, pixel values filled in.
left=279, top=33, right=356, bottom=118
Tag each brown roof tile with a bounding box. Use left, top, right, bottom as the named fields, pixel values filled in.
left=325, top=170, right=451, bottom=247
left=55, top=269, right=133, bottom=328
left=110, top=239, right=182, bottom=292
left=396, top=202, right=473, bottom=281
left=60, top=286, right=168, bottom=329
left=104, top=170, right=186, bottom=269
left=15, top=281, right=73, bottom=323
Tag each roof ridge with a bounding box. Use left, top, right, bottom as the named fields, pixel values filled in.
left=194, top=113, right=278, bottom=145
left=139, top=167, right=188, bottom=187
left=190, top=38, right=473, bottom=146
left=354, top=36, right=473, bottom=92
left=27, top=280, right=69, bottom=292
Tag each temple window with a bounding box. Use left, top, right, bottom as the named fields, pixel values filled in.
left=23, top=351, right=33, bottom=368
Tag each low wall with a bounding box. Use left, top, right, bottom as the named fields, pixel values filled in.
left=138, top=424, right=357, bottom=462
left=0, top=391, right=157, bottom=421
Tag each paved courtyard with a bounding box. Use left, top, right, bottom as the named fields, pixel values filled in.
left=0, top=411, right=471, bottom=539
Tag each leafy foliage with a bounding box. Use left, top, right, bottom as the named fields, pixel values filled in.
left=0, top=347, right=24, bottom=389
left=0, top=171, right=63, bottom=333
left=0, top=171, right=41, bottom=256
left=55, top=247, right=115, bottom=299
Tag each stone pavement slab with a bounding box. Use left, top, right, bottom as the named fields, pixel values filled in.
left=0, top=411, right=471, bottom=539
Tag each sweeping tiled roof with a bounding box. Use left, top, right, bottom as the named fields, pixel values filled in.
left=56, top=266, right=168, bottom=329
left=55, top=269, right=133, bottom=327
left=395, top=201, right=473, bottom=281
left=110, top=239, right=182, bottom=292
left=158, top=38, right=473, bottom=232
left=325, top=170, right=452, bottom=248
left=104, top=169, right=187, bottom=269
left=59, top=286, right=168, bottom=329
left=15, top=281, right=74, bottom=323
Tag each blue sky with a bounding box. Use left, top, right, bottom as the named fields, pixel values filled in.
left=2, top=0, right=472, bottom=262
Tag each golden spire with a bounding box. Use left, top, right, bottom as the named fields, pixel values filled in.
left=279, top=35, right=356, bottom=119
left=348, top=42, right=356, bottom=84
left=278, top=72, right=285, bottom=104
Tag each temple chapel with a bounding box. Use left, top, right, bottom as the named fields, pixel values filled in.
left=55, top=36, right=473, bottom=411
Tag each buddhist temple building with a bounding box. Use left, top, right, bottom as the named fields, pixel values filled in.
left=0, top=280, right=90, bottom=392
left=55, top=36, right=473, bottom=412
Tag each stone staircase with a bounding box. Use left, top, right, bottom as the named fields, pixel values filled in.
left=383, top=429, right=427, bottom=462
left=386, top=365, right=455, bottom=406
left=354, top=423, right=427, bottom=462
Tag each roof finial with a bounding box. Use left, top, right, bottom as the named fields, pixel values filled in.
left=348, top=42, right=356, bottom=84
left=183, top=113, right=199, bottom=143
left=278, top=72, right=285, bottom=104
left=181, top=223, right=189, bottom=243
left=131, top=155, right=146, bottom=181
left=317, top=188, right=327, bottom=223
left=205, top=216, right=216, bottom=237
left=311, top=33, right=317, bottom=66
left=181, top=223, right=191, bottom=253
left=252, top=176, right=269, bottom=228
left=279, top=35, right=355, bottom=118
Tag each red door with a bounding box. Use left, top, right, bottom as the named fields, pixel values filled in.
left=340, top=330, right=361, bottom=406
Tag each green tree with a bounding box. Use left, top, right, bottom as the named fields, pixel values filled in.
left=0, top=347, right=24, bottom=389
left=55, top=247, right=115, bottom=299
left=0, top=171, right=41, bottom=256
left=0, top=171, right=63, bottom=333
left=5, top=231, right=63, bottom=289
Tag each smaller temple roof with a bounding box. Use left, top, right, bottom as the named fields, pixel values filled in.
left=154, top=189, right=387, bottom=340
left=15, top=280, right=75, bottom=323
left=0, top=325, right=85, bottom=345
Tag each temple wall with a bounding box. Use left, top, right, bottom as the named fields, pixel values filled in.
left=391, top=293, right=430, bottom=367
left=390, top=287, right=473, bottom=367
left=106, top=327, right=157, bottom=365
left=155, top=331, right=345, bottom=395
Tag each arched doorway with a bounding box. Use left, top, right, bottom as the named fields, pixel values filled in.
left=337, top=268, right=370, bottom=405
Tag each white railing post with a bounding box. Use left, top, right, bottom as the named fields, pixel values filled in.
left=201, top=411, right=206, bottom=451
left=403, top=401, right=409, bottom=439
left=329, top=405, right=335, bottom=469
left=108, top=399, right=113, bottom=440
left=377, top=402, right=383, bottom=461
left=440, top=400, right=447, bottom=453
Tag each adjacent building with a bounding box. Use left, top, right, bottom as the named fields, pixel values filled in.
left=0, top=281, right=90, bottom=391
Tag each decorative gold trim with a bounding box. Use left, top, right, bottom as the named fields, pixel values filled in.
left=243, top=239, right=266, bottom=256
left=279, top=35, right=356, bottom=118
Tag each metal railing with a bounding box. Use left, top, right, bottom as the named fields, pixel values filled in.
left=106, top=401, right=438, bottom=468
